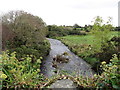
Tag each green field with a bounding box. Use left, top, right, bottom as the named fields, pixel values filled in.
left=58, top=31, right=119, bottom=45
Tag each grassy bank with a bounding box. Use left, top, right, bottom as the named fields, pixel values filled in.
left=57, top=31, right=119, bottom=72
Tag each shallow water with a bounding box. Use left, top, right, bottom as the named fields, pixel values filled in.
left=41, top=38, right=95, bottom=78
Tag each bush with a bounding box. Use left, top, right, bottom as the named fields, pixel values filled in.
left=47, top=25, right=72, bottom=38
left=66, top=54, right=120, bottom=89
left=96, top=36, right=119, bottom=62
left=93, top=54, right=120, bottom=89
left=8, top=40, right=50, bottom=61
left=2, top=10, right=50, bottom=60
left=1, top=51, right=46, bottom=89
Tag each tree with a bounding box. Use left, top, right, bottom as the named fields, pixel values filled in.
left=2, top=10, right=49, bottom=59
left=90, top=16, right=113, bottom=52
left=12, top=13, right=47, bottom=46
left=73, top=24, right=80, bottom=30
left=2, top=10, right=47, bottom=47
left=2, top=11, right=26, bottom=50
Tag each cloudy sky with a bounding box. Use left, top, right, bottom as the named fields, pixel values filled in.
left=0, top=0, right=119, bottom=26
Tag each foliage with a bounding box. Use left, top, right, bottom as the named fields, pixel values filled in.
left=47, top=25, right=72, bottom=38
left=93, top=54, right=120, bottom=89
left=90, top=16, right=113, bottom=53
left=8, top=40, right=50, bottom=60
left=47, top=25, right=87, bottom=38
left=11, top=13, right=47, bottom=45
left=71, top=54, right=120, bottom=89
left=115, top=26, right=120, bottom=31
left=2, top=10, right=50, bottom=60
left=0, top=52, right=119, bottom=89
left=96, top=36, right=120, bottom=63
left=73, top=24, right=81, bottom=29
left=58, top=30, right=119, bottom=72
left=1, top=51, right=47, bottom=88
left=2, top=10, right=47, bottom=45
left=47, top=20, right=113, bottom=38
left=57, top=16, right=119, bottom=73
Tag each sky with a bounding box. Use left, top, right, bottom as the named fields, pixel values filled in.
left=0, top=0, right=119, bottom=26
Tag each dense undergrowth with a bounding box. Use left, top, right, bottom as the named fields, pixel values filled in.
left=0, top=52, right=119, bottom=89
left=1, top=51, right=47, bottom=88
left=1, top=10, right=50, bottom=89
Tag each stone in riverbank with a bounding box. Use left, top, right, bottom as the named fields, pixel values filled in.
left=50, top=79, right=77, bottom=88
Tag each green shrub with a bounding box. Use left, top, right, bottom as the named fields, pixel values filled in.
left=2, top=10, right=50, bottom=61
left=8, top=39, right=50, bottom=61
left=66, top=54, right=120, bottom=89
left=1, top=51, right=46, bottom=88
left=47, top=25, right=85, bottom=38
left=94, top=54, right=120, bottom=89
left=96, top=36, right=119, bottom=62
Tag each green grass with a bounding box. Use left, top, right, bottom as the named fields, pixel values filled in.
left=59, top=31, right=119, bottom=45
left=60, top=35, right=94, bottom=45
left=109, top=31, right=119, bottom=38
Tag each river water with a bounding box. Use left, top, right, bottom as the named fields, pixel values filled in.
left=41, top=38, right=94, bottom=78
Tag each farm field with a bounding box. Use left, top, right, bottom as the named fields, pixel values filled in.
left=58, top=31, right=119, bottom=46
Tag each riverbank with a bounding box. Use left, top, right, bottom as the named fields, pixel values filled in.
left=56, top=31, right=119, bottom=72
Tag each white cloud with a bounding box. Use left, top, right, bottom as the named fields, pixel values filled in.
left=0, top=0, right=119, bottom=26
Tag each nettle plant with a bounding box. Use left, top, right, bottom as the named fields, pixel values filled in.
left=1, top=51, right=45, bottom=88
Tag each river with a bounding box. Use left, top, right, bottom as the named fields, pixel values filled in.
left=41, top=38, right=94, bottom=78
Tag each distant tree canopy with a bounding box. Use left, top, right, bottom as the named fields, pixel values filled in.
left=2, top=10, right=49, bottom=59
left=115, top=26, right=120, bottom=31
left=73, top=24, right=81, bottom=29
left=47, top=25, right=88, bottom=38
left=47, top=25, right=73, bottom=38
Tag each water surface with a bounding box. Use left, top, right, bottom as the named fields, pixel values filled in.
left=41, top=38, right=94, bottom=78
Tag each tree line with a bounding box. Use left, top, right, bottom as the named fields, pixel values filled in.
left=46, top=23, right=118, bottom=38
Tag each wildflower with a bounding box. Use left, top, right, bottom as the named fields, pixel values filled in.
left=109, top=67, right=112, bottom=70
left=37, top=59, right=41, bottom=63
left=30, top=55, right=33, bottom=57
left=113, top=65, right=117, bottom=68
left=101, top=61, right=106, bottom=64
left=0, top=74, right=7, bottom=79
left=40, top=57, right=43, bottom=59
left=94, top=74, right=97, bottom=77
left=37, top=69, right=40, bottom=72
